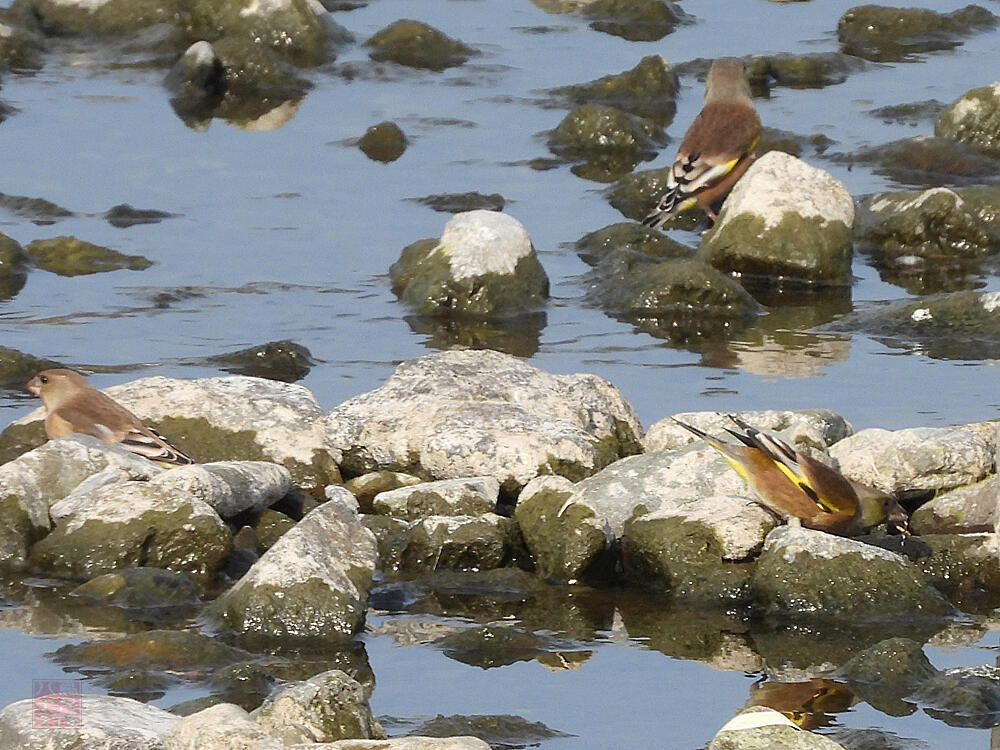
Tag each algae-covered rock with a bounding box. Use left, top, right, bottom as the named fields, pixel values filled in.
left=30, top=480, right=232, bottom=581
left=581, top=0, right=687, bottom=42
left=830, top=425, right=993, bottom=493
left=165, top=40, right=227, bottom=122
left=365, top=19, right=474, bottom=71
left=25, top=236, right=152, bottom=276
left=751, top=526, right=953, bottom=620
left=71, top=567, right=201, bottom=614
left=869, top=99, right=947, bottom=125
left=915, top=534, right=1000, bottom=603
left=325, top=349, right=642, bottom=495
left=11, top=0, right=183, bottom=35
left=699, top=151, right=854, bottom=288
left=838, top=135, right=1000, bottom=187
left=0, top=232, right=27, bottom=302
left=209, top=339, right=315, bottom=382
left=585, top=251, right=761, bottom=344
left=372, top=476, right=499, bottom=520
left=400, top=514, right=520, bottom=573
left=936, top=81, right=1000, bottom=156
left=549, top=55, right=680, bottom=124
left=820, top=291, right=1000, bottom=360
left=359, top=121, right=407, bottom=163
left=575, top=222, right=692, bottom=266
left=0, top=20, right=43, bottom=70
left=745, top=52, right=868, bottom=89
left=0, top=346, right=59, bottom=390
left=837, top=4, right=998, bottom=61
left=210, top=488, right=378, bottom=645
left=605, top=165, right=700, bottom=231
left=547, top=104, right=665, bottom=178
left=408, top=192, right=506, bottom=214
left=208, top=35, right=311, bottom=123
left=837, top=637, right=938, bottom=711
left=390, top=210, right=549, bottom=318
left=343, top=470, right=424, bottom=513
left=253, top=669, right=384, bottom=743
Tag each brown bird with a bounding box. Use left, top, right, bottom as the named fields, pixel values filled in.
left=673, top=415, right=909, bottom=536
left=25, top=368, right=193, bottom=466
left=641, top=57, right=761, bottom=228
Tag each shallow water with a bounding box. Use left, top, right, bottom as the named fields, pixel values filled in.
left=1, top=0, right=999, bottom=747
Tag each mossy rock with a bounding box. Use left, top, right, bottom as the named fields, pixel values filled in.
left=25, top=237, right=151, bottom=276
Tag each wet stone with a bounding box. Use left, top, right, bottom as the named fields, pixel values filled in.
left=209, top=36, right=312, bottom=124
left=399, top=514, right=520, bottom=573
left=166, top=40, right=227, bottom=121
left=936, top=81, right=1000, bottom=157
left=52, top=629, right=253, bottom=674
left=0, top=191, right=73, bottom=222
left=359, top=121, right=407, bottom=163
left=372, top=476, right=499, bottom=520
left=343, top=470, right=424, bottom=513
left=0, top=345, right=59, bottom=390
left=549, top=55, right=680, bottom=125
left=71, top=567, right=201, bottom=616
left=745, top=52, right=869, bottom=89
left=909, top=476, right=997, bottom=534
left=408, top=192, right=506, bottom=214
left=837, top=4, right=998, bottom=62
left=913, top=666, right=1000, bottom=728
left=25, top=236, right=152, bottom=276
left=408, top=714, right=572, bottom=747
left=836, top=135, right=1000, bottom=187
left=575, top=222, right=692, bottom=266
left=437, top=624, right=564, bottom=669
left=547, top=104, right=666, bottom=176
left=914, top=534, right=1000, bottom=606
left=254, top=508, right=297, bottom=551
left=580, top=0, right=687, bottom=42
left=0, top=232, right=27, bottom=302
left=869, top=99, right=948, bottom=124
left=104, top=203, right=176, bottom=228
left=210, top=339, right=315, bottom=382
left=365, top=19, right=475, bottom=71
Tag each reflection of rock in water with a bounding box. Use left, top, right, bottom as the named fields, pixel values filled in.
left=404, top=312, right=546, bottom=358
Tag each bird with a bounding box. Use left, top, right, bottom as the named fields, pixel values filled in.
left=672, top=414, right=909, bottom=537
left=25, top=368, right=194, bottom=466
left=641, top=57, right=761, bottom=228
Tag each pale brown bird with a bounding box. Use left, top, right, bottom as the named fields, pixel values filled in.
left=673, top=415, right=909, bottom=537
left=25, top=368, right=193, bottom=466
left=641, top=57, right=761, bottom=228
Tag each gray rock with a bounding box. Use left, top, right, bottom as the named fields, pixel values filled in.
left=830, top=425, right=993, bottom=493
left=0, top=692, right=179, bottom=749
left=32, top=480, right=231, bottom=582
left=365, top=19, right=475, bottom=71
left=0, top=435, right=162, bottom=571
left=390, top=210, right=549, bottom=318
left=699, top=151, right=855, bottom=287
left=910, top=475, right=997, bottom=534
left=372, top=477, right=499, bottom=520
left=751, top=526, right=952, bottom=619
left=164, top=702, right=282, bottom=750
left=14, top=374, right=339, bottom=493
left=343, top=470, right=423, bottom=513
left=326, top=350, right=642, bottom=494
left=400, top=514, right=520, bottom=573
left=288, top=738, right=492, bottom=749
left=936, top=81, right=1000, bottom=156
left=149, top=461, right=292, bottom=520
left=915, top=533, right=1000, bottom=601
left=253, top=669, right=384, bottom=744
left=210, top=487, right=378, bottom=644
left=645, top=409, right=852, bottom=452
left=707, top=706, right=846, bottom=749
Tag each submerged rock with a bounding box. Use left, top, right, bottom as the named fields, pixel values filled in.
left=410, top=714, right=572, bottom=747
left=408, top=192, right=506, bottom=214
left=71, top=567, right=201, bottom=615
left=365, top=19, right=475, bottom=71
left=549, top=55, right=680, bottom=125
left=209, top=488, right=378, bottom=645
left=935, top=81, right=1000, bottom=157
left=698, top=151, right=855, bottom=288
left=837, top=135, right=1000, bottom=187
left=575, top=222, right=692, bottom=266
left=0, top=232, right=27, bottom=302
left=359, top=121, right=407, bottom=163
left=581, top=0, right=687, bottom=42
left=25, top=236, right=152, bottom=276
left=745, top=52, right=869, bottom=89
left=209, top=339, right=315, bottom=382
left=837, top=4, right=998, bottom=61
left=325, top=349, right=642, bottom=495
left=547, top=104, right=665, bottom=171
left=390, top=210, right=549, bottom=318
left=0, top=346, right=59, bottom=390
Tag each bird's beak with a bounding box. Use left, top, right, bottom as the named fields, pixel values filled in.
left=25, top=377, right=41, bottom=396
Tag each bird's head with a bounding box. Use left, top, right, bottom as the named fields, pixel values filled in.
left=25, top=369, right=89, bottom=407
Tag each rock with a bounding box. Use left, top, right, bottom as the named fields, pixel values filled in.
left=915, top=534, right=1000, bottom=603
left=584, top=251, right=761, bottom=344
left=750, top=526, right=952, bottom=619
left=745, top=52, right=868, bottom=89
left=856, top=187, right=1000, bottom=265
left=0, top=232, right=27, bottom=302
left=913, top=665, right=1000, bottom=728
left=606, top=165, right=697, bottom=231
left=830, top=425, right=993, bottom=493
left=390, top=210, right=549, bottom=318
left=575, top=222, right=692, bottom=266
left=209, top=488, right=378, bottom=645
left=0, top=20, right=43, bottom=70
left=104, top=204, right=176, bottom=228
left=25, top=236, right=152, bottom=276
left=0, top=347, right=57, bottom=391
left=0, top=435, right=163, bottom=572
left=165, top=40, right=227, bottom=120
left=210, top=340, right=315, bottom=383
left=253, top=669, right=384, bottom=743
left=936, top=81, right=1000, bottom=156
left=359, top=121, right=407, bottom=163
left=365, top=19, right=475, bottom=71
left=547, top=104, right=665, bottom=178
left=325, top=350, right=642, bottom=494
left=372, top=477, right=499, bottom=520
left=343, top=470, right=423, bottom=513
left=408, top=192, right=506, bottom=214
left=142, top=461, right=292, bottom=520
left=910, top=476, right=997, bottom=534
left=580, top=0, right=687, bottom=42
left=819, top=291, right=1000, bottom=359
left=837, top=135, right=1000, bottom=187
left=837, top=4, right=998, bottom=61
left=289, top=738, right=492, bottom=749
left=549, top=55, right=680, bottom=124
left=408, top=715, right=570, bottom=748
left=707, top=706, right=847, bottom=749
left=71, top=567, right=201, bottom=615
left=0, top=693, right=179, bottom=749
left=400, top=514, right=520, bottom=573
left=644, top=409, right=852, bottom=453
left=11, top=374, right=339, bottom=493
left=254, top=509, right=297, bottom=550
left=164, top=702, right=282, bottom=750
left=698, top=151, right=855, bottom=288
left=869, top=99, right=947, bottom=125
left=31, top=479, right=232, bottom=582
left=12, top=0, right=183, bottom=35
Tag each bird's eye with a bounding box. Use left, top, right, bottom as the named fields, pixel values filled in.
left=39, top=376, right=48, bottom=383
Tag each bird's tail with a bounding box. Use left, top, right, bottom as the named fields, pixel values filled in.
left=640, top=187, right=682, bottom=228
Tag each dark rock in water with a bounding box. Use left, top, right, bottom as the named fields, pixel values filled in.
left=575, top=222, right=692, bottom=266
left=915, top=667, right=1000, bottom=728
left=166, top=41, right=227, bottom=121
left=837, top=637, right=938, bottom=714
left=365, top=19, right=475, bottom=71
left=0, top=346, right=60, bottom=390
left=225, top=525, right=260, bottom=580
left=51, top=629, right=254, bottom=672
left=0, top=235, right=29, bottom=302
left=0, top=20, right=44, bottom=71
left=437, top=624, right=564, bottom=669
left=0, top=192, right=73, bottom=223
left=581, top=0, right=687, bottom=42
left=25, top=236, right=152, bottom=276
left=210, top=339, right=315, bottom=382
left=549, top=55, right=680, bottom=125
left=408, top=192, right=506, bottom=214
left=833, top=136, right=1000, bottom=188
left=359, top=121, right=407, bottom=163
left=410, top=713, right=573, bottom=747
left=547, top=104, right=666, bottom=181
left=936, top=82, right=1000, bottom=157
left=70, top=567, right=201, bottom=619
left=745, top=51, right=869, bottom=89
left=868, top=99, right=947, bottom=125
left=837, top=4, right=998, bottom=62
left=104, top=203, right=177, bottom=228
